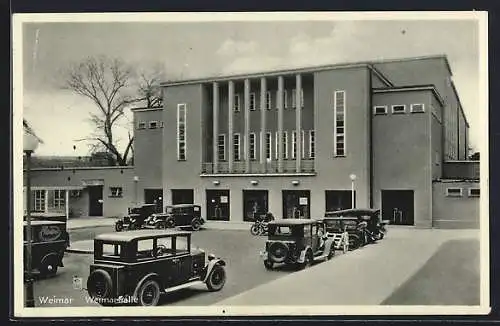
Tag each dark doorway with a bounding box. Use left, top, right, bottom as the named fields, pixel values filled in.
left=206, top=189, right=230, bottom=221
left=325, top=190, right=356, bottom=212
left=282, top=190, right=311, bottom=219
left=381, top=190, right=414, bottom=225
left=243, top=190, right=269, bottom=222
left=171, top=189, right=194, bottom=205
left=144, top=189, right=163, bottom=212
left=88, top=186, right=103, bottom=216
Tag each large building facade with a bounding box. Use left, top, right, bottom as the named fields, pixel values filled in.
left=133, top=55, right=480, bottom=228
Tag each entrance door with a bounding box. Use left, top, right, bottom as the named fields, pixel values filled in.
left=381, top=190, right=414, bottom=225
left=206, top=190, right=230, bottom=221
left=325, top=190, right=356, bottom=212
left=171, top=189, right=194, bottom=205
left=243, top=190, right=269, bottom=222
left=88, top=186, right=103, bottom=216
left=144, top=189, right=163, bottom=212
left=282, top=190, right=311, bottom=219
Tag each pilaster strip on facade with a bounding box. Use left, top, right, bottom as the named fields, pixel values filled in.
left=44, top=189, right=49, bottom=213
left=295, top=74, right=302, bottom=173
left=277, top=76, right=284, bottom=173
left=228, top=81, right=235, bottom=172
left=244, top=79, right=251, bottom=172
left=65, top=190, right=69, bottom=220
left=260, top=77, right=267, bottom=172
left=212, top=82, right=219, bottom=173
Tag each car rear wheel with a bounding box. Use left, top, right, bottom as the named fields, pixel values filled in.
left=136, top=279, right=161, bottom=306
left=155, top=221, right=166, bottom=229
left=87, top=269, right=112, bottom=300
left=348, top=234, right=361, bottom=250
left=206, top=265, right=226, bottom=291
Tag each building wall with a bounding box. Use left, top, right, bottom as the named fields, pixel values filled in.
left=133, top=108, right=164, bottom=202
left=26, top=167, right=135, bottom=218
left=458, top=108, right=468, bottom=160
left=372, top=90, right=433, bottom=227
left=432, top=181, right=480, bottom=228
left=373, top=57, right=463, bottom=161
left=160, top=66, right=372, bottom=221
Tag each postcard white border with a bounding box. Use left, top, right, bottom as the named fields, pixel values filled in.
left=13, top=11, right=490, bottom=318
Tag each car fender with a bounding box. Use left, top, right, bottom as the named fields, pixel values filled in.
left=297, top=246, right=312, bottom=263
left=133, top=273, right=162, bottom=295
left=202, top=258, right=226, bottom=283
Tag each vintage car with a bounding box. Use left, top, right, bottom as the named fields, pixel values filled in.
left=115, top=204, right=160, bottom=232
left=24, top=220, right=69, bottom=277
left=259, top=219, right=335, bottom=270
left=145, top=204, right=205, bottom=231
left=323, top=208, right=388, bottom=249
left=86, top=229, right=226, bottom=306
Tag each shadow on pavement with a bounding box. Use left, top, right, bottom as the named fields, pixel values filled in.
left=381, top=238, right=480, bottom=305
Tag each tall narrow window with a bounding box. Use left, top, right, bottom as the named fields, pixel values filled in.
left=53, top=190, right=65, bottom=209
left=291, top=88, right=304, bottom=108
left=282, top=131, right=288, bottom=159
left=301, top=130, right=306, bottom=159
left=233, top=133, right=241, bottom=161
left=250, top=92, right=256, bottom=111
left=234, top=94, right=240, bottom=112
left=334, top=91, right=346, bottom=157
left=265, top=132, right=272, bottom=160
left=249, top=133, right=256, bottom=160
left=266, top=91, right=272, bottom=110
left=276, top=90, right=288, bottom=109
left=33, top=190, right=45, bottom=212
left=218, top=134, right=226, bottom=161
left=309, top=130, right=315, bottom=159
left=292, top=131, right=297, bottom=159
left=177, top=104, right=187, bottom=160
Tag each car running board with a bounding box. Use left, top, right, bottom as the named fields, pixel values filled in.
left=163, top=279, right=204, bottom=294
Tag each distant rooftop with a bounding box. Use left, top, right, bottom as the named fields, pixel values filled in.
left=161, top=54, right=452, bottom=87
left=23, top=155, right=115, bottom=169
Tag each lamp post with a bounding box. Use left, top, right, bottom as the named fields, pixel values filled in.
left=24, top=130, right=40, bottom=307
left=349, top=174, right=357, bottom=209
left=133, top=176, right=139, bottom=205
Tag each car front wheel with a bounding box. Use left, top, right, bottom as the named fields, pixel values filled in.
left=115, top=221, right=123, bottom=232
left=136, top=279, right=161, bottom=306
left=191, top=219, right=201, bottom=231
left=166, top=219, right=175, bottom=228
left=206, top=265, right=226, bottom=291
left=327, top=245, right=335, bottom=260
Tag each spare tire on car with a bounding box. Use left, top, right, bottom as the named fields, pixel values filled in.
left=87, top=269, right=112, bottom=300
left=268, top=242, right=289, bottom=263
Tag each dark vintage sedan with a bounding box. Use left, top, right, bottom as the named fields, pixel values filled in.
left=115, top=204, right=160, bottom=232
left=145, top=204, right=205, bottom=231
left=86, top=229, right=226, bottom=306
left=24, top=220, right=69, bottom=277
left=260, top=219, right=335, bottom=270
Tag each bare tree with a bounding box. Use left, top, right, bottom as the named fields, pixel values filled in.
left=62, top=56, right=164, bottom=165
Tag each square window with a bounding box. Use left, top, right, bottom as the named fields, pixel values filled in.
left=149, top=121, right=158, bottom=129
left=137, top=122, right=146, bottom=129
left=109, top=187, right=123, bottom=198
left=374, top=106, right=388, bottom=115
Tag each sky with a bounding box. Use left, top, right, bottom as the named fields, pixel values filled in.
left=18, top=14, right=485, bottom=156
